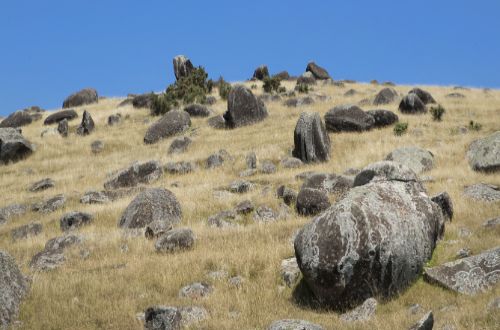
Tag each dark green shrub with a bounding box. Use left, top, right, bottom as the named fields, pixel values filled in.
left=218, top=77, right=232, bottom=100
left=430, top=104, right=446, bottom=121
left=295, top=83, right=309, bottom=94
left=469, top=120, right=482, bottom=131
left=394, top=122, right=408, bottom=136
left=277, top=86, right=286, bottom=94
left=262, top=76, right=281, bottom=93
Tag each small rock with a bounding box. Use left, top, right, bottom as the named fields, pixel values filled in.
left=206, top=149, right=231, bottom=169
left=207, top=270, right=229, bottom=281
left=164, top=161, right=195, bottom=175
left=178, top=306, right=209, bottom=327
left=29, top=235, right=82, bottom=271
left=280, top=157, right=303, bottom=169
left=246, top=152, right=257, bottom=169
left=104, top=161, right=162, bottom=190
left=234, top=200, right=254, bottom=215
left=277, top=185, right=298, bottom=206
left=409, top=311, right=434, bottom=330
left=60, top=211, right=94, bottom=232
left=228, top=180, right=253, bottom=193
left=179, top=282, right=213, bottom=299
left=253, top=205, right=279, bottom=223
left=260, top=160, right=277, bottom=174
left=167, top=136, right=192, bottom=155
left=340, top=298, right=377, bottom=322
left=228, top=276, right=244, bottom=288
left=281, top=257, right=300, bottom=287
left=184, top=104, right=211, bottom=117
left=91, top=140, right=104, bottom=154
left=29, top=178, right=55, bottom=192
left=107, top=114, right=121, bottom=126
left=207, top=210, right=241, bottom=228
left=11, top=222, right=43, bottom=241
left=456, top=248, right=471, bottom=259
left=32, top=194, right=66, bottom=213
left=155, top=228, right=195, bottom=253
left=144, top=306, right=181, bottom=330
left=80, top=190, right=110, bottom=204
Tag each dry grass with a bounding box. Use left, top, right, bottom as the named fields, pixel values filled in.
left=1, top=80, right=499, bottom=330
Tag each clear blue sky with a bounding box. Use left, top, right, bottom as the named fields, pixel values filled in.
left=1, top=0, right=499, bottom=115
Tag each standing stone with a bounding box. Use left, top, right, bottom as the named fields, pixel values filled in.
left=306, top=62, right=330, bottom=80
left=62, top=88, right=98, bottom=108
left=144, top=110, right=191, bottom=144
left=467, top=131, right=500, bottom=172
left=173, top=55, right=194, bottom=81
left=76, top=110, right=95, bottom=135
left=292, top=112, right=331, bottom=163
left=223, top=85, right=268, bottom=128
left=57, top=119, right=69, bottom=137
left=409, top=88, right=436, bottom=104
left=252, top=65, right=270, bottom=80
left=324, top=105, right=375, bottom=132
left=373, top=88, right=398, bottom=105
left=0, top=127, right=33, bottom=164
left=385, top=146, right=434, bottom=174
left=399, top=94, right=427, bottom=114
left=0, top=251, right=29, bottom=328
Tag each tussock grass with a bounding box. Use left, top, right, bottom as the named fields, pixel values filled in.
left=1, top=81, right=499, bottom=329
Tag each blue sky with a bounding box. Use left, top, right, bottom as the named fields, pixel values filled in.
left=1, top=0, right=499, bottom=115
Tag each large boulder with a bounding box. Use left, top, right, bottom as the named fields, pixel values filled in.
left=385, top=146, right=434, bottom=174
left=306, top=62, right=330, bottom=80
left=104, top=161, right=162, bottom=190
left=463, top=183, right=500, bottom=202
left=467, top=131, right=500, bottom=172
left=173, top=55, right=194, bottom=81
left=294, top=162, right=447, bottom=308
left=183, top=104, right=211, bottom=117
left=409, top=88, right=436, bottom=104
left=324, top=105, right=375, bottom=132
left=223, top=85, right=268, bottom=128
left=76, top=110, right=95, bottom=135
left=373, top=88, right=398, bottom=105
left=292, top=112, right=331, bottom=163
left=118, top=188, right=182, bottom=229
left=399, top=94, right=427, bottom=114
left=0, top=111, right=33, bottom=128
left=301, top=172, right=353, bottom=195
left=62, top=88, right=98, bottom=108
left=0, top=251, right=29, bottom=328
left=424, top=247, right=500, bottom=295
left=366, top=109, right=399, bottom=127
left=144, top=110, right=191, bottom=144
left=0, top=128, right=33, bottom=164
left=44, top=109, right=78, bottom=125
left=252, top=65, right=270, bottom=80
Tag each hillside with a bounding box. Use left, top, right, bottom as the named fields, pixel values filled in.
left=0, top=73, right=499, bottom=330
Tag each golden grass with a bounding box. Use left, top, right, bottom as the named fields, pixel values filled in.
left=1, top=80, right=499, bottom=330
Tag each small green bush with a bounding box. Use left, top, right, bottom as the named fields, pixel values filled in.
left=295, top=83, right=309, bottom=94
left=218, top=77, right=232, bottom=100
left=262, top=76, right=281, bottom=93
left=430, top=104, right=446, bottom=121
left=469, top=120, right=482, bottom=131
left=394, top=122, right=408, bottom=136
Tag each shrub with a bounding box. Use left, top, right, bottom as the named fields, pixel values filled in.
left=218, top=76, right=232, bottom=100
left=295, top=83, right=309, bottom=94
left=262, top=76, right=281, bottom=93
left=277, top=86, right=286, bottom=94
left=430, top=105, right=445, bottom=121
left=469, top=120, right=482, bottom=131
left=394, top=122, right=408, bottom=136
left=250, top=84, right=258, bottom=90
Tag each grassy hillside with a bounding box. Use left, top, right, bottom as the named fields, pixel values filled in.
left=1, top=80, right=499, bottom=329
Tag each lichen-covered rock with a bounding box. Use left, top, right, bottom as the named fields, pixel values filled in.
left=301, top=172, right=353, bottom=195
left=366, top=109, right=399, bottom=127
left=30, top=235, right=82, bottom=270
left=29, top=178, right=55, bottom=192
left=0, top=251, right=29, bottom=328
left=167, top=136, right=192, bottom=155
left=62, top=88, right=98, bottom=108
left=373, top=88, right=398, bottom=105
left=178, top=282, right=213, bottom=299
left=164, top=161, right=195, bottom=175
left=119, top=188, right=181, bottom=229
left=234, top=200, right=254, bottom=215
left=409, top=88, right=436, bottom=104
left=11, top=222, right=43, bottom=241
left=223, top=85, right=268, bottom=128
left=80, top=190, right=110, bottom=204
left=104, top=161, right=162, bottom=190
left=306, top=62, right=330, bottom=80
left=340, top=298, right=377, bottom=322
left=292, top=112, right=331, bottom=163
left=184, top=104, right=211, bottom=117
left=0, top=127, right=33, bottom=164
left=76, top=110, right=95, bottom=135
left=144, top=110, right=191, bottom=144
left=32, top=194, right=66, bottom=213
left=60, top=211, right=94, bottom=232
left=144, top=306, right=182, bottom=330
left=155, top=228, right=195, bottom=253
left=467, top=131, right=500, bottom=172
left=424, top=247, right=500, bottom=295
left=463, top=183, right=500, bottom=202
left=228, top=180, right=253, bottom=193
left=173, top=55, right=194, bottom=81
left=267, top=319, right=324, bottom=330
left=324, top=105, right=375, bottom=132
left=281, top=257, right=301, bottom=287
left=277, top=185, right=298, bottom=206
left=296, top=188, right=330, bottom=216
left=385, top=146, right=434, bottom=174
left=399, top=94, right=427, bottom=114
left=253, top=65, right=270, bottom=80
left=44, top=109, right=78, bottom=125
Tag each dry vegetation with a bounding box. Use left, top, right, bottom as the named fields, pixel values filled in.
left=0, top=80, right=499, bottom=329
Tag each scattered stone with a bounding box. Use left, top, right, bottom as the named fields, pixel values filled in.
left=277, top=186, right=298, bottom=206
left=424, top=247, right=500, bottom=295
left=205, top=149, right=231, bottom=169
left=30, top=234, right=82, bottom=270
left=184, top=104, right=211, bottom=117
left=340, top=298, right=377, bottom=322
left=144, top=110, right=191, bottom=144
left=178, top=306, right=209, bottom=328
left=301, top=172, right=353, bottom=195
left=155, top=228, right=195, bottom=253
left=62, top=88, right=98, bottom=108
left=324, top=104, right=375, bottom=132
left=32, top=194, right=66, bottom=213
left=373, top=88, right=398, bottom=105
left=80, top=190, right=110, bottom=204
left=253, top=205, right=279, bottom=223
left=306, top=62, right=330, bottom=80
left=239, top=169, right=257, bottom=177
left=246, top=152, right=257, bottom=169
left=467, top=131, right=500, bottom=172
left=280, top=157, right=303, bottom=169
left=267, top=319, right=324, bottom=330
left=228, top=275, right=244, bottom=288
left=284, top=96, right=315, bottom=107
left=11, top=222, right=43, bottom=241
left=107, top=114, right=121, bottom=126
left=164, top=161, right=195, bottom=175
left=0, top=127, right=34, bottom=164
left=104, top=161, right=162, bottom=190
left=60, top=211, right=94, bottom=232
left=399, top=94, right=427, bottom=114
left=223, top=85, right=268, bottom=128
left=207, top=270, right=229, bottom=281
left=207, top=210, right=241, bottom=228
left=57, top=119, right=68, bottom=137
left=144, top=306, right=181, bottom=330
left=253, top=65, right=270, bottom=80
left=76, top=110, right=95, bottom=135
left=409, top=88, right=436, bottom=104
left=446, top=93, right=465, bottom=99
left=292, top=112, right=331, bottom=163
left=296, top=72, right=316, bottom=86
left=456, top=248, right=471, bottom=259
left=29, top=178, right=55, bottom=192
left=91, top=140, right=104, bottom=154
left=44, top=109, right=78, bottom=125
left=145, top=220, right=173, bottom=239
left=296, top=188, right=330, bottom=216
left=366, top=109, right=399, bottom=127
left=168, top=136, right=192, bottom=155
left=385, top=146, right=434, bottom=174
left=234, top=200, right=254, bottom=215
left=207, top=115, right=226, bottom=129
left=409, top=311, right=434, bottom=330
left=0, top=250, right=29, bottom=328
left=281, top=257, right=301, bottom=287
left=482, top=217, right=500, bottom=228
left=179, top=282, right=213, bottom=299
left=0, top=204, right=28, bottom=223
left=487, top=297, right=500, bottom=311
left=173, top=55, right=194, bottom=81
left=260, top=160, right=277, bottom=174
left=259, top=93, right=283, bottom=103
left=431, top=192, right=454, bottom=222
left=463, top=183, right=500, bottom=202
left=228, top=180, right=253, bottom=193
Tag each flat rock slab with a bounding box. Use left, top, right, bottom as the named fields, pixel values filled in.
left=424, top=246, right=500, bottom=295
left=385, top=146, right=434, bottom=174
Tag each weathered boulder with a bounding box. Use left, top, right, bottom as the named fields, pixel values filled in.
left=60, top=211, right=94, bottom=232
left=179, top=282, right=213, bottom=299
left=0, top=111, right=33, bottom=128
left=253, top=65, right=270, bottom=80
left=155, top=228, right=195, bottom=253
left=29, top=178, right=55, bottom=192
left=144, top=110, right=191, bottom=144
left=366, top=109, right=399, bottom=127
left=352, top=161, right=420, bottom=188
left=44, top=109, right=78, bottom=125
left=292, top=112, right=331, bottom=163
left=76, top=110, right=95, bottom=135
left=409, top=311, right=434, bottom=330
left=107, top=113, right=122, bottom=126
left=296, top=188, right=330, bottom=216
left=118, top=188, right=182, bottom=229
left=30, top=234, right=82, bottom=270
left=409, top=88, right=436, bottom=104
left=281, top=157, right=303, bottom=169
left=80, top=190, right=110, bottom=204
left=324, top=105, right=375, bottom=132
left=32, top=194, right=66, bottom=213
left=62, top=88, right=98, bottom=108
left=301, top=172, right=353, bottom=195
left=306, top=62, right=330, bottom=80
left=144, top=306, right=182, bottom=330
left=424, top=247, right=500, bottom=295
left=168, top=136, right=192, bottom=154
left=277, top=185, right=298, bottom=206
left=399, top=94, right=427, bottom=114
left=57, top=119, right=68, bottom=137
left=11, top=222, right=43, bottom=241
left=104, top=161, right=162, bottom=190
left=164, top=161, right=195, bottom=175
left=0, top=251, right=29, bottom=328
left=205, top=149, right=231, bottom=169
left=268, top=319, right=324, bottom=330
left=184, top=104, right=211, bottom=117
left=385, top=146, right=434, bottom=174
left=223, top=85, right=268, bottom=128
left=467, top=131, right=500, bottom=172
left=281, top=257, right=301, bottom=287
left=173, top=55, right=194, bottom=81
left=373, top=88, right=398, bottom=105
left=294, top=162, right=447, bottom=308
left=463, top=183, right=500, bottom=202
left=340, top=298, right=377, bottom=322
left=0, top=127, right=33, bottom=164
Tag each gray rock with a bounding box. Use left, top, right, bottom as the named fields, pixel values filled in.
left=424, top=247, right=500, bottom=295
left=155, top=228, right=195, bottom=253
left=409, top=311, right=434, bottom=330
left=57, top=119, right=68, bottom=137
left=482, top=217, right=500, bottom=228
left=409, top=88, right=436, bottom=104
left=431, top=192, right=454, bottom=222
left=253, top=205, right=280, bottom=223
left=60, top=211, right=94, bottom=232
left=281, top=257, right=301, bottom=287
left=259, top=93, right=283, bottom=103
left=0, top=204, right=28, bottom=223
left=234, top=200, right=254, bottom=215
left=228, top=180, right=253, bottom=194
left=107, top=113, right=121, bottom=126
left=277, top=185, right=298, bottom=206
left=467, top=131, right=500, bottom=172
left=353, top=161, right=421, bottom=187
left=184, top=104, right=211, bottom=117
left=260, top=160, right=277, bottom=174
left=456, top=248, right=471, bottom=259
left=340, top=298, right=377, bottom=322
left=91, top=140, right=104, bottom=154
left=80, top=190, right=110, bottom=204
left=0, top=251, right=29, bottom=328
left=267, top=319, right=324, bottom=330
left=207, top=210, right=241, bottom=228
left=301, top=173, right=353, bottom=195
left=29, top=178, right=55, bottom=192
left=144, top=110, right=191, bottom=144
left=296, top=188, right=330, bottom=216
left=487, top=297, right=500, bottom=311
left=373, top=88, right=398, bottom=105
left=385, top=146, right=434, bottom=174
left=223, top=85, right=268, bottom=128
left=292, top=112, right=331, bottom=163
left=324, top=104, right=375, bottom=132
left=11, top=222, right=43, bottom=241
left=205, top=149, right=231, bottom=169
left=178, top=306, right=208, bottom=327
left=145, top=220, right=173, bottom=239
left=399, top=94, right=427, bottom=114
left=32, top=194, right=66, bottom=213
left=164, top=161, right=195, bottom=175
left=62, top=88, right=98, bottom=108
left=207, top=115, right=226, bottom=129
left=119, top=188, right=181, bottom=229
left=253, top=65, right=270, bottom=80
left=144, top=306, right=182, bottom=330
left=30, top=235, right=82, bottom=270
left=76, top=110, right=95, bottom=135
left=179, top=282, right=213, bottom=299
left=306, top=62, right=330, bottom=80
left=246, top=152, right=257, bottom=169
left=167, top=136, right=192, bottom=155
left=463, top=183, right=500, bottom=202
left=0, top=127, right=34, bottom=164
left=281, top=157, right=303, bottom=169
left=173, top=55, right=194, bottom=81
left=44, top=109, right=78, bottom=125
left=0, top=110, right=34, bottom=128
left=104, top=161, right=162, bottom=190
left=296, top=72, right=316, bottom=86
left=366, top=109, right=399, bottom=127
left=284, top=96, right=315, bottom=107
left=131, top=93, right=155, bottom=109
